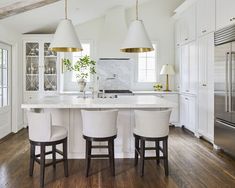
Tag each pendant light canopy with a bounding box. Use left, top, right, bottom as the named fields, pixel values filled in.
left=120, top=0, right=153, bottom=53
left=49, top=0, right=82, bottom=52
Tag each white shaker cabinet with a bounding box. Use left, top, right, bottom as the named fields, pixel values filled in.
left=174, top=4, right=196, bottom=46
left=180, top=94, right=196, bottom=133
left=216, top=0, right=235, bottom=30
left=198, top=33, right=214, bottom=141
left=180, top=41, right=197, bottom=94
left=197, top=0, right=215, bottom=37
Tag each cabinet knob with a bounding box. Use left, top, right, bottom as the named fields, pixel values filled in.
left=185, top=98, right=189, bottom=100
left=202, top=30, right=207, bottom=33
left=202, top=84, right=207, bottom=87
left=185, top=38, right=188, bottom=41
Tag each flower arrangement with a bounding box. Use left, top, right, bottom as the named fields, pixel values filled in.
left=153, top=83, right=163, bottom=91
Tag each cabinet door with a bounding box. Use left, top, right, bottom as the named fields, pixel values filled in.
left=198, top=86, right=208, bottom=135
left=188, top=96, right=196, bottom=133
left=180, top=95, right=189, bottom=127
left=216, top=0, right=235, bottom=30
left=43, top=42, right=58, bottom=91
left=197, top=0, right=215, bottom=37
left=175, top=20, right=182, bottom=47
left=175, top=47, right=181, bottom=90
left=189, top=42, right=197, bottom=94
left=185, top=5, right=196, bottom=42
left=198, top=36, right=208, bottom=86
left=25, top=42, right=40, bottom=91
left=180, top=45, right=189, bottom=93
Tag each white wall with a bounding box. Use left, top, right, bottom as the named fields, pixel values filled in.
left=69, top=0, right=183, bottom=91
left=0, top=23, right=23, bottom=132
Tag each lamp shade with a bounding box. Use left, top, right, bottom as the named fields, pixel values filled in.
left=120, top=20, right=153, bottom=53
left=49, top=19, right=83, bottom=52
left=160, top=64, right=175, bottom=75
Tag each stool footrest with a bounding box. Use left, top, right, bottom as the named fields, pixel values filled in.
left=91, top=145, right=108, bottom=149
left=90, top=154, right=110, bottom=158
left=35, top=151, right=53, bottom=157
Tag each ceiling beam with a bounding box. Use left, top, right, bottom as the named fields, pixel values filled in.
left=0, top=0, right=61, bottom=19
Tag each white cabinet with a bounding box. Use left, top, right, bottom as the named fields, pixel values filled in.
left=174, top=5, right=196, bottom=46
left=216, top=0, right=235, bottom=30
left=180, top=94, right=196, bottom=133
left=23, top=35, right=60, bottom=99
left=197, top=0, right=215, bottom=37
left=180, top=41, right=197, bottom=94
left=198, top=33, right=214, bottom=141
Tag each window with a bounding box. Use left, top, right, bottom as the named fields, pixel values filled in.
left=72, top=43, right=91, bottom=82
left=0, top=48, right=9, bottom=107
left=138, top=44, right=157, bottom=82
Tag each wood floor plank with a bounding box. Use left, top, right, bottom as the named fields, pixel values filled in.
left=1, top=127, right=235, bottom=188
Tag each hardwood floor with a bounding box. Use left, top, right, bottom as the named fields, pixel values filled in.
left=1, top=128, right=235, bottom=188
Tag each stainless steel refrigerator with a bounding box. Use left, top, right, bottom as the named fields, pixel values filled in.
left=214, top=25, right=235, bottom=157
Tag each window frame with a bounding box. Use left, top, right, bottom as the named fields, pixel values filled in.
left=136, top=42, right=158, bottom=83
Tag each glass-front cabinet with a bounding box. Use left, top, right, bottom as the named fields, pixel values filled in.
left=24, top=36, right=59, bottom=94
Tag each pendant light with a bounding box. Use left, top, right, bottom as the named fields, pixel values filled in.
left=49, top=0, right=83, bottom=52
left=120, top=0, right=153, bottom=53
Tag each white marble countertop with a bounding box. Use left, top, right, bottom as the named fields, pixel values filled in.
left=21, top=95, right=177, bottom=109
left=132, top=91, right=179, bottom=94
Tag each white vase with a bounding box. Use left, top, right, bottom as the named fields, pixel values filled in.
left=77, top=78, right=86, bottom=92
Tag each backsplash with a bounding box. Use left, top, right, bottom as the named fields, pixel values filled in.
left=96, top=59, right=134, bottom=90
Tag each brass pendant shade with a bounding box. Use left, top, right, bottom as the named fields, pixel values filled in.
left=120, top=0, right=153, bottom=53
left=49, top=0, right=83, bottom=52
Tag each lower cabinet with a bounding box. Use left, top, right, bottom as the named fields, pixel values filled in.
left=180, top=94, right=197, bottom=133
left=133, top=92, right=179, bottom=126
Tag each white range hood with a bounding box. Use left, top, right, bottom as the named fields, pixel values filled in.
left=99, top=6, right=129, bottom=58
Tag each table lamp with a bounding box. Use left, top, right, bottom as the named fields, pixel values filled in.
left=160, top=64, right=175, bottom=91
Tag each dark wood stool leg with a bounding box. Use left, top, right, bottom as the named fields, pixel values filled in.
left=85, top=140, right=91, bottom=177
left=63, top=138, right=68, bottom=177
left=109, top=139, right=115, bottom=176
left=40, top=144, right=46, bottom=188
left=134, top=136, right=139, bottom=166
left=29, top=143, right=35, bottom=176
left=163, top=139, right=169, bottom=176
left=155, top=141, right=160, bottom=165
left=140, top=139, right=145, bottom=177
left=52, top=145, right=56, bottom=169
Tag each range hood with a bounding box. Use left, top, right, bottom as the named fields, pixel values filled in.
left=99, top=6, right=129, bottom=58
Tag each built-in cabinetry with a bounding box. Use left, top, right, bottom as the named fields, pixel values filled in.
left=175, top=4, right=196, bottom=47
left=180, top=41, right=197, bottom=94
left=180, top=94, right=196, bottom=133
left=133, top=92, right=179, bottom=126
left=23, top=35, right=60, bottom=101
left=198, top=33, right=214, bottom=141
left=197, top=0, right=215, bottom=37
left=216, top=0, right=235, bottom=30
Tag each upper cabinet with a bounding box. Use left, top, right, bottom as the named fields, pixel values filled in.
left=216, top=0, right=235, bottom=30
left=197, top=0, right=215, bottom=37
left=175, top=5, right=196, bottom=46
left=23, top=35, right=60, bottom=94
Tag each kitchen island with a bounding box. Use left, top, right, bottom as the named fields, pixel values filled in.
left=22, top=95, right=176, bottom=158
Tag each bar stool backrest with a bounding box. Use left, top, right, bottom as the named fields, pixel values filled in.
left=27, top=112, right=52, bottom=142
left=81, top=110, right=118, bottom=138
left=134, top=109, right=172, bottom=138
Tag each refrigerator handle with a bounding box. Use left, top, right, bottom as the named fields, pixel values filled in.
left=229, top=52, right=232, bottom=112
left=225, top=52, right=229, bottom=112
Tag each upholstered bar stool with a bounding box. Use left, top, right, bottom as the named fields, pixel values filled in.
left=27, top=112, right=68, bottom=188
left=81, top=110, right=118, bottom=177
left=133, top=109, right=171, bottom=177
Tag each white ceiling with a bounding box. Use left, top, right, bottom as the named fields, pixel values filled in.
left=0, top=0, right=152, bottom=34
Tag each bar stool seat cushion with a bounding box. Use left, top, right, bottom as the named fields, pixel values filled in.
left=50, top=126, right=68, bottom=142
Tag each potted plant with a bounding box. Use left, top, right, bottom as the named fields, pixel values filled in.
left=153, top=83, right=163, bottom=91
left=63, top=55, right=96, bottom=92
